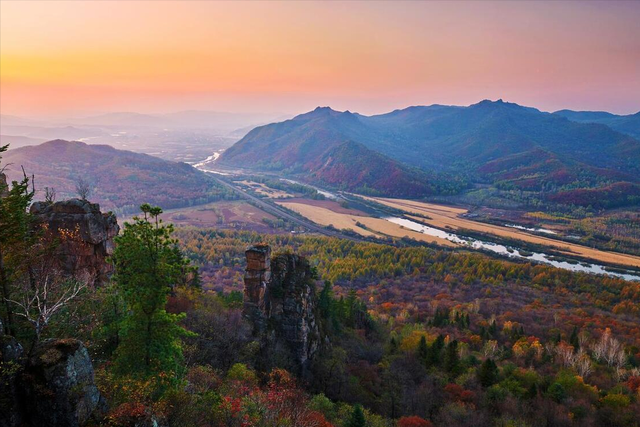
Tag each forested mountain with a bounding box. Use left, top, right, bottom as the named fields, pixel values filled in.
left=2, top=140, right=233, bottom=213
left=220, top=107, right=463, bottom=197
left=220, top=100, right=640, bottom=205
left=554, top=109, right=640, bottom=140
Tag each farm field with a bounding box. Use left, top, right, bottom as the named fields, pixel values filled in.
left=122, top=200, right=282, bottom=233
left=365, top=196, right=640, bottom=269
left=277, top=200, right=457, bottom=246
left=237, top=180, right=294, bottom=198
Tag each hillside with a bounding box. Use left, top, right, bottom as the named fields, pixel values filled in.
left=2, top=140, right=231, bottom=214
left=554, top=109, right=640, bottom=140
left=219, top=107, right=464, bottom=197
left=220, top=100, right=640, bottom=206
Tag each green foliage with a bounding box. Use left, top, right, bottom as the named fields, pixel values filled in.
left=226, top=363, right=257, bottom=383
left=0, top=144, right=35, bottom=336
left=546, top=382, right=567, bottom=403
left=347, top=404, right=367, bottom=427
left=111, top=204, right=193, bottom=381
left=444, top=340, right=461, bottom=376
left=477, top=358, right=499, bottom=387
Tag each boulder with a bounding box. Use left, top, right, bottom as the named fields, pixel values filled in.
left=30, top=198, right=119, bottom=286
left=21, top=339, right=106, bottom=427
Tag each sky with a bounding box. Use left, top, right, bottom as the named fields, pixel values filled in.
left=1, top=0, right=639, bottom=118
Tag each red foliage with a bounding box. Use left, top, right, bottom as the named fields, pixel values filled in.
left=627, top=376, right=640, bottom=393
left=107, top=402, right=150, bottom=426
left=444, top=383, right=475, bottom=403
left=398, top=415, right=434, bottom=427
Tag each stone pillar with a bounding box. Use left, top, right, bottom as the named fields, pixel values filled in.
left=243, top=244, right=271, bottom=332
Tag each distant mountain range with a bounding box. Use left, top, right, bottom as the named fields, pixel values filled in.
left=553, top=109, right=640, bottom=140
left=2, top=111, right=289, bottom=133
left=2, top=140, right=228, bottom=214
left=219, top=100, right=640, bottom=205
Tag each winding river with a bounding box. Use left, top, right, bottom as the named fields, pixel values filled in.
left=386, top=217, right=640, bottom=282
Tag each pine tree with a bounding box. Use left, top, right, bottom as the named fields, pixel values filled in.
left=488, top=320, right=498, bottom=337
left=477, top=358, right=498, bottom=387
left=417, top=335, right=429, bottom=364
left=427, top=334, right=445, bottom=367
left=347, top=404, right=367, bottom=427
left=554, top=332, right=562, bottom=344
left=444, top=340, right=460, bottom=375
left=570, top=326, right=580, bottom=349
left=0, top=144, right=35, bottom=336
left=389, top=336, right=399, bottom=354
left=111, top=204, right=193, bottom=380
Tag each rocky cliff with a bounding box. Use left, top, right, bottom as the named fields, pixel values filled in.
left=0, top=335, right=105, bottom=427
left=21, top=339, right=106, bottom=427
left=0, top=318, right=24, bottom=427
left=243, top=245, right=323, bottom=375
left=30, top=199, right=119, bottom=287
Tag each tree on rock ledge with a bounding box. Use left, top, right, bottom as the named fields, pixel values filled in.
left=111, top=203, right=193, bottom=382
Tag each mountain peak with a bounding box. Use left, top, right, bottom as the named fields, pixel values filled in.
left=293, top=106, right=346, bottom=121
left=42, top=139, right=80, bottom=146
left=475, top=99, right=507, bottom=108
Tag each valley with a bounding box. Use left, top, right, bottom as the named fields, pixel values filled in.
left=182, top=154, right=640, bottom=281
left=4, top=2, right=640, bottom=426
left=362, top=196, right=640, bottom=270
left=6, top=134, right=638, bottom=281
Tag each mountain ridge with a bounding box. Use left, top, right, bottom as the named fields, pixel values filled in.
left=219, top=100, right=640, bottom=204
left=553, top=108, right=640, bottom=139
left=2, top=139, right=229, bottom=213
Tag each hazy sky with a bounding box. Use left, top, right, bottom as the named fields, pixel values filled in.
left=1, top=1, right=639, bottom=118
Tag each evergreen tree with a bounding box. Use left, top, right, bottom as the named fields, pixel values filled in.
left=417, top=335, right=429, bottom=364
left=477, top=358, right=499, bottom=387
left=346, top=289, right=358, bottom=327
left=318, top=280, right=340, bottom=331
left=111, top=204, right=192, bottom=380
left=427, top=334, right=445, bottom=367
left=488, top=320, right=498, bottom=337
left=0, top=144, right=35, bottom=336
left=444, top=340, right=460, bottom=375
left=570, top=326, right=580, bottom=349
left=347, top=404, right=366, bottom=427
left=389, top=336, right=399, bottom=354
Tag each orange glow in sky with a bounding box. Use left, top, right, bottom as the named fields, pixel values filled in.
left=1, top=1, right=639, bottom=117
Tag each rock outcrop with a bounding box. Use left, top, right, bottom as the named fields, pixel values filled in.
left=1, top=333, right=105, bottom=427
left=30, top=199, right=119, bottom=286
left=0, top=319, right=24, bottom=427
left=243, top=245, right=323, bottom=375
left=20, top=339, right=106, bottom=427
